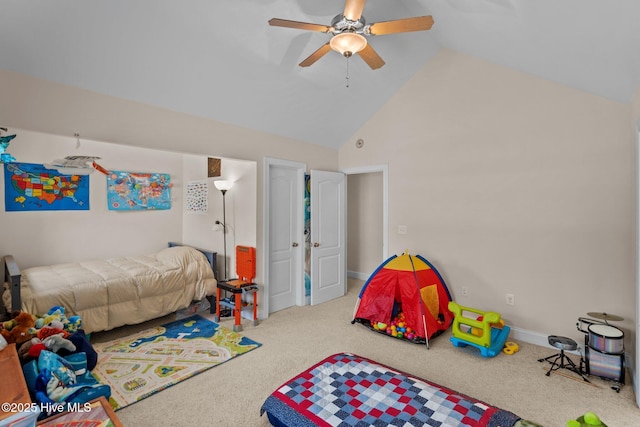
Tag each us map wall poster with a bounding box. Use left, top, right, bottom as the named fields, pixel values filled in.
left=107, top=170, right=172, bottom=211
left=4, top=162, right=90, bottom=211
left=186, top=180, right=208, bottom=213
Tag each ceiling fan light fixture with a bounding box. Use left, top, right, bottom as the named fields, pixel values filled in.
left=330, top=32, right=367, bottom=56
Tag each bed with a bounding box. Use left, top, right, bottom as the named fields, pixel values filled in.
left=2, top=242, right=217, bottom=334
left=260, top=353, right=540, bottom=427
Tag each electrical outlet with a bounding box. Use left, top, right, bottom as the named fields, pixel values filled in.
left=461, top=286, right=469, bottom=297
left=398, top=225, right=407, bottom=235
left=506, top=294, right=515, bottom=305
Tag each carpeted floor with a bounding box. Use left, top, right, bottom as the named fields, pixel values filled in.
left=90, top=279, right=640, bottom=426
left=92, top=314, right=261, bottom=410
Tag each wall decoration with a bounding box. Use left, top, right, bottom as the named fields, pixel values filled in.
left=45, top=155, right=104, bottom=175
left=186, top=180, right=208, bottom=213
left=207, top=157, right=221, bottom=177
left=0, top=127, right=18, bottom=163
left=4, top=162, right=90, bottom=211
left=107, top=170, right=172, bottom=211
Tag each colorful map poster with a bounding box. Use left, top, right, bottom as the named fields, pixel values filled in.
left=107, top=170, right=172, bottom=211
left=4, top=162, right=90, bottom=211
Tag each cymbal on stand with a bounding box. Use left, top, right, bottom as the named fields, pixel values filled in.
left=586, top=312, right=624, bottom=322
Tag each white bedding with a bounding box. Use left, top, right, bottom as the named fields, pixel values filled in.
left=3, top=246, right=216, bottom=333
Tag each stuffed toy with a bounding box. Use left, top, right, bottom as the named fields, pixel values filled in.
left=37, top=326, right=69, bottom=340
left=18, top=334, right=76, bottom=361
left=35, top=306, right=82, bottom=334
left=0, top=311, right=36, bottom=346
left=568, top=412, right=607, bottom=427
left=2, top=310, right=32, bottom=330
left=42, top=334, right=76, bottom=353
left=18, top=338, right=47, bottom=361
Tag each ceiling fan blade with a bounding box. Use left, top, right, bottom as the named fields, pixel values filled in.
left=299, top=42, right=332, bottom=67
left=368, top=15, right=434, bottom=36
left=358, top=44, right=385, bottom=70
left=268, top=18, right=332, bottom=33
left=343, top=0, right=366, bottom=21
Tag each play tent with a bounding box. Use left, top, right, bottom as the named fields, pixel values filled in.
left=352, top=252, right=454, bottom=348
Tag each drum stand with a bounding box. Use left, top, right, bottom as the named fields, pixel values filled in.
left=538, top=335, right=590, bottom=382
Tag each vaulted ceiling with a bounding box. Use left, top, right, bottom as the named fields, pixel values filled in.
left=1, top=0, right=639, bottom=150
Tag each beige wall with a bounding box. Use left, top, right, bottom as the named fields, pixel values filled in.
left=0, top=129, right=185, bottom=268
left=632, top=85, right=640, bottom=124
left=0, top=129, right=256, bottom=281
left=0, top=68, right=339, bottom=296
left=347, top=172, right=383, bottom=277
left=181, top=154, right=257, bottom=280
left=340, top=49, right=634, bottom=345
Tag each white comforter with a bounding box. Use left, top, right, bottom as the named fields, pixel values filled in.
left=16, top=246, right=216, bottom=334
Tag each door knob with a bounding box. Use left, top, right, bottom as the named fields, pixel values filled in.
left=313, top=242, right=320, bottom=247
left=292, top=242, right=299, bottom=247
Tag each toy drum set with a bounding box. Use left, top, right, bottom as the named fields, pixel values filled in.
left=576, top=312, right=625, bottom=390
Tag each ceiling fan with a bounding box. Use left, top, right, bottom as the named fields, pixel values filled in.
left=268, top=0, right=434, bottom=70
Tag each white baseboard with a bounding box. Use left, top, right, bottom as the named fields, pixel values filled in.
left=511, top=326, right=586, bottom=356
left=348, top=270, right=370, bottom=281
left=510, top=326, right=555, bottom=349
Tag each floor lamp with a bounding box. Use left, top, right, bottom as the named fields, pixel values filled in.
left=214, top=180, right=233, bottom=280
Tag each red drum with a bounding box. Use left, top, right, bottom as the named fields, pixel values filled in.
left=587, top=323, right=624, bottom=354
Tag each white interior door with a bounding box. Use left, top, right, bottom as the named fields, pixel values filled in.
left=267, top=161, right=304, bottom=313
left=310, top=169, right=346, bottom=305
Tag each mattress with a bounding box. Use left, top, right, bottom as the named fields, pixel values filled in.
left=3, top=246, right=216, bottom=333
left=260, top=352, right=537, bottom=427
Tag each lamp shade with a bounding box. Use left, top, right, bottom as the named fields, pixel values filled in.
left=214, top=180, right=233, bottom=191
left=330, top=32, right=367, bottom=56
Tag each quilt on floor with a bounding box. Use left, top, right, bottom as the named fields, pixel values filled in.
left=260, top=352, right=521, bottom=427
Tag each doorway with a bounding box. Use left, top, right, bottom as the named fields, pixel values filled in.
left=264, top=160, right=349, bottom=315
left=343, top=165, right=389, bottom=280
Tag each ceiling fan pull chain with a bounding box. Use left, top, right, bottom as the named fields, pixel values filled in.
left=346, top=55, right=350, bottom=88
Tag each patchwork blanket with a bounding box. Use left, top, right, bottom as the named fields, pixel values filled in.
left=260, top=352, right=525, bottom=427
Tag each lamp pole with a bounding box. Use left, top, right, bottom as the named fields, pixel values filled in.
left=221, top=188, right=227, bottom=281
left=214, top=180, right=233, bottom=281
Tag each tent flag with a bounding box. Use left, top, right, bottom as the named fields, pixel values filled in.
left=352, top=252, right=454, bottom=347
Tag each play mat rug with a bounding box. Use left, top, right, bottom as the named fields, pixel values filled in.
left=92, top=314, right=261, bottom=410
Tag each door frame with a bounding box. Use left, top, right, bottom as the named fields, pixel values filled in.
left=635, top=121, right=640, bottom=406
left=341, top=164, right=389, bottom=264
left=263, top=157, right=306, bottom=318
